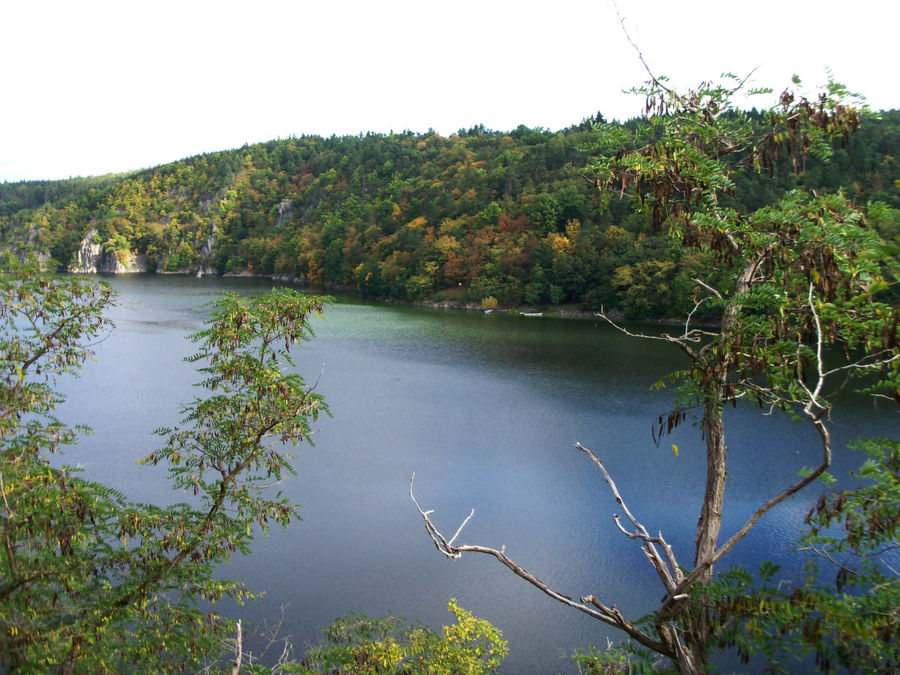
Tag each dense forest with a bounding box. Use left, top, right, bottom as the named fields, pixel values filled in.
left=1, top=110, right=898, bottom=318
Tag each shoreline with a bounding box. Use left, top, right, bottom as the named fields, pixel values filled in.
left=80, top=268, right=690, bottom=324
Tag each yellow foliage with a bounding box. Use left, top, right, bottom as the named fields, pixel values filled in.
left=352, top=637, right=403, bottom=671
left=481, top=296, right=499, bottom=310
left=549, top=232, right=572, bottom=256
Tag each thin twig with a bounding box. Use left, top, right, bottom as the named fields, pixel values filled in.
left=611, top=1, right=674, bottom=98
left=682, top=297, right=709, bottom=340
left=0, top=473, right=10, bottom=512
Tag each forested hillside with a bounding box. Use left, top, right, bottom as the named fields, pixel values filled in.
left=2, top=111, right=898, bottom=318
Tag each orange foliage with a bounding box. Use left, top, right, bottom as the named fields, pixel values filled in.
left=443, top=250, right=467, bottom=285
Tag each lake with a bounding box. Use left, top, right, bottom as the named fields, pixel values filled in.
left=53, top=275, right=896, bottom=673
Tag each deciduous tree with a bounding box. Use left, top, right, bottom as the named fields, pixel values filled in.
left=412, top=72, right=899, bottom=674
left=0, top=258, right=328, bottom=672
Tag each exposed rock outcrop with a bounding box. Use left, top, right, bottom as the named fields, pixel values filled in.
left=69, top=229, right=148, bottom=274
left=276, top=199, right=294, bottom=227
left=196, top=232, right=219, bottom=276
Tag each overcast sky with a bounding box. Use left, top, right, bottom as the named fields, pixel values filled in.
left=2, top=0, right=897, bottom=182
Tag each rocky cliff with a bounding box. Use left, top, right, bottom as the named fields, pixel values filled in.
left=69, top=229, right=148, bottom=274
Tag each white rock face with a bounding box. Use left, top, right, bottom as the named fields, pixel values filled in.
left=106, top=250, right=148, bottom=273
left=69, top=229, right=103, bottom=273
left=200, top=233, right=216, bottom=258
left=69, top=229, right=148, bottom=274
left=276, top=198, right=294, bottom=227
left=197, top=232, right=219, bottom=275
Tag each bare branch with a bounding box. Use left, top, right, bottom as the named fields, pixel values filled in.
left=447, top=509, right=475, bottom=548
left=727, top=67, right=761, bottom=97
left=596, top=308, right=700, bottom=362
left=0, top=472, right=10, bottom=512
left=690, top=278, right=722, bottom=302
left=237, top=604, right=295, bottom=672
left=611, top=2, right=674, bottom=98
left=307, top=361, right=326, bottom=394
left=409, top=472, right=669, bottom=654
left=231, top=620, right=242, bottom=675
left=802, top=283, right=827, bottom=409
left=1, top=472, right=16, bottom=579
left=823, top=350, right=899, bottom=379
left=409, top=473, right=468, bottom=559
left=681, top=297, right=717, bottom=342
left=577, top=443, right=683, bottom=590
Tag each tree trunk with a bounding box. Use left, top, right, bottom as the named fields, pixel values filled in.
left=657, top=622, right=703, bottom=675
left=695, top=398, right=728, bottom=572
left=679, top=258, right=755, bottom=668
left=692, top=257, right=754, bottom=578
left=683, top=394, right=728, bottom=666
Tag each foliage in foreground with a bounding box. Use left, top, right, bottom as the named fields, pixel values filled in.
left=263, top=600, right=507, bottom=675
left=1, top=260, right=504, bottom=674
left=0, top=258, right=327, bottom=672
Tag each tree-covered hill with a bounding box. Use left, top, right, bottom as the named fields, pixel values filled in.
left=2, top=111, right=898, bottom=318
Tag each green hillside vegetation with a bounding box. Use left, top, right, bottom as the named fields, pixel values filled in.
left=1, top=112, right=899, bottom=319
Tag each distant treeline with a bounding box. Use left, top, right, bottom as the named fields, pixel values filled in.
left=2, top=111, right=898, bottom=319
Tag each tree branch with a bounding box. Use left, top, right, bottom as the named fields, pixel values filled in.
left=231, top=620, right=242, bottom=675
left=681, top=297, right=718, bottom=343
left=0, top=472, right=18, bottom=580
left=409, top=473, right=669, bottom=654
left=596, top=308, right=700, bottom=362
left=690, top=278, right=722, bottom=302
left=611, top=1, right=675, bottom=100
left=576, top=443, right=684, bottom=591
left=673, top=405, right=832, bottom=600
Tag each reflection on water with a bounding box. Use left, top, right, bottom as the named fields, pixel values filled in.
left=53, top=275, right=896, bottom=673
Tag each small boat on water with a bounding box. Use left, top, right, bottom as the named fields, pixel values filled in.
left=520, top=311, right=543, bottom=317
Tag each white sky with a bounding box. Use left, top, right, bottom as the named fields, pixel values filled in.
left=1, top=0, right=898, bottom=182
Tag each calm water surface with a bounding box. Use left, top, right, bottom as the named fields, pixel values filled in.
left=54, top=275, right=896, bottom=673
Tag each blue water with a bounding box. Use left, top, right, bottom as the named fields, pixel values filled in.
left=52, top=275, right=897, bottom=673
